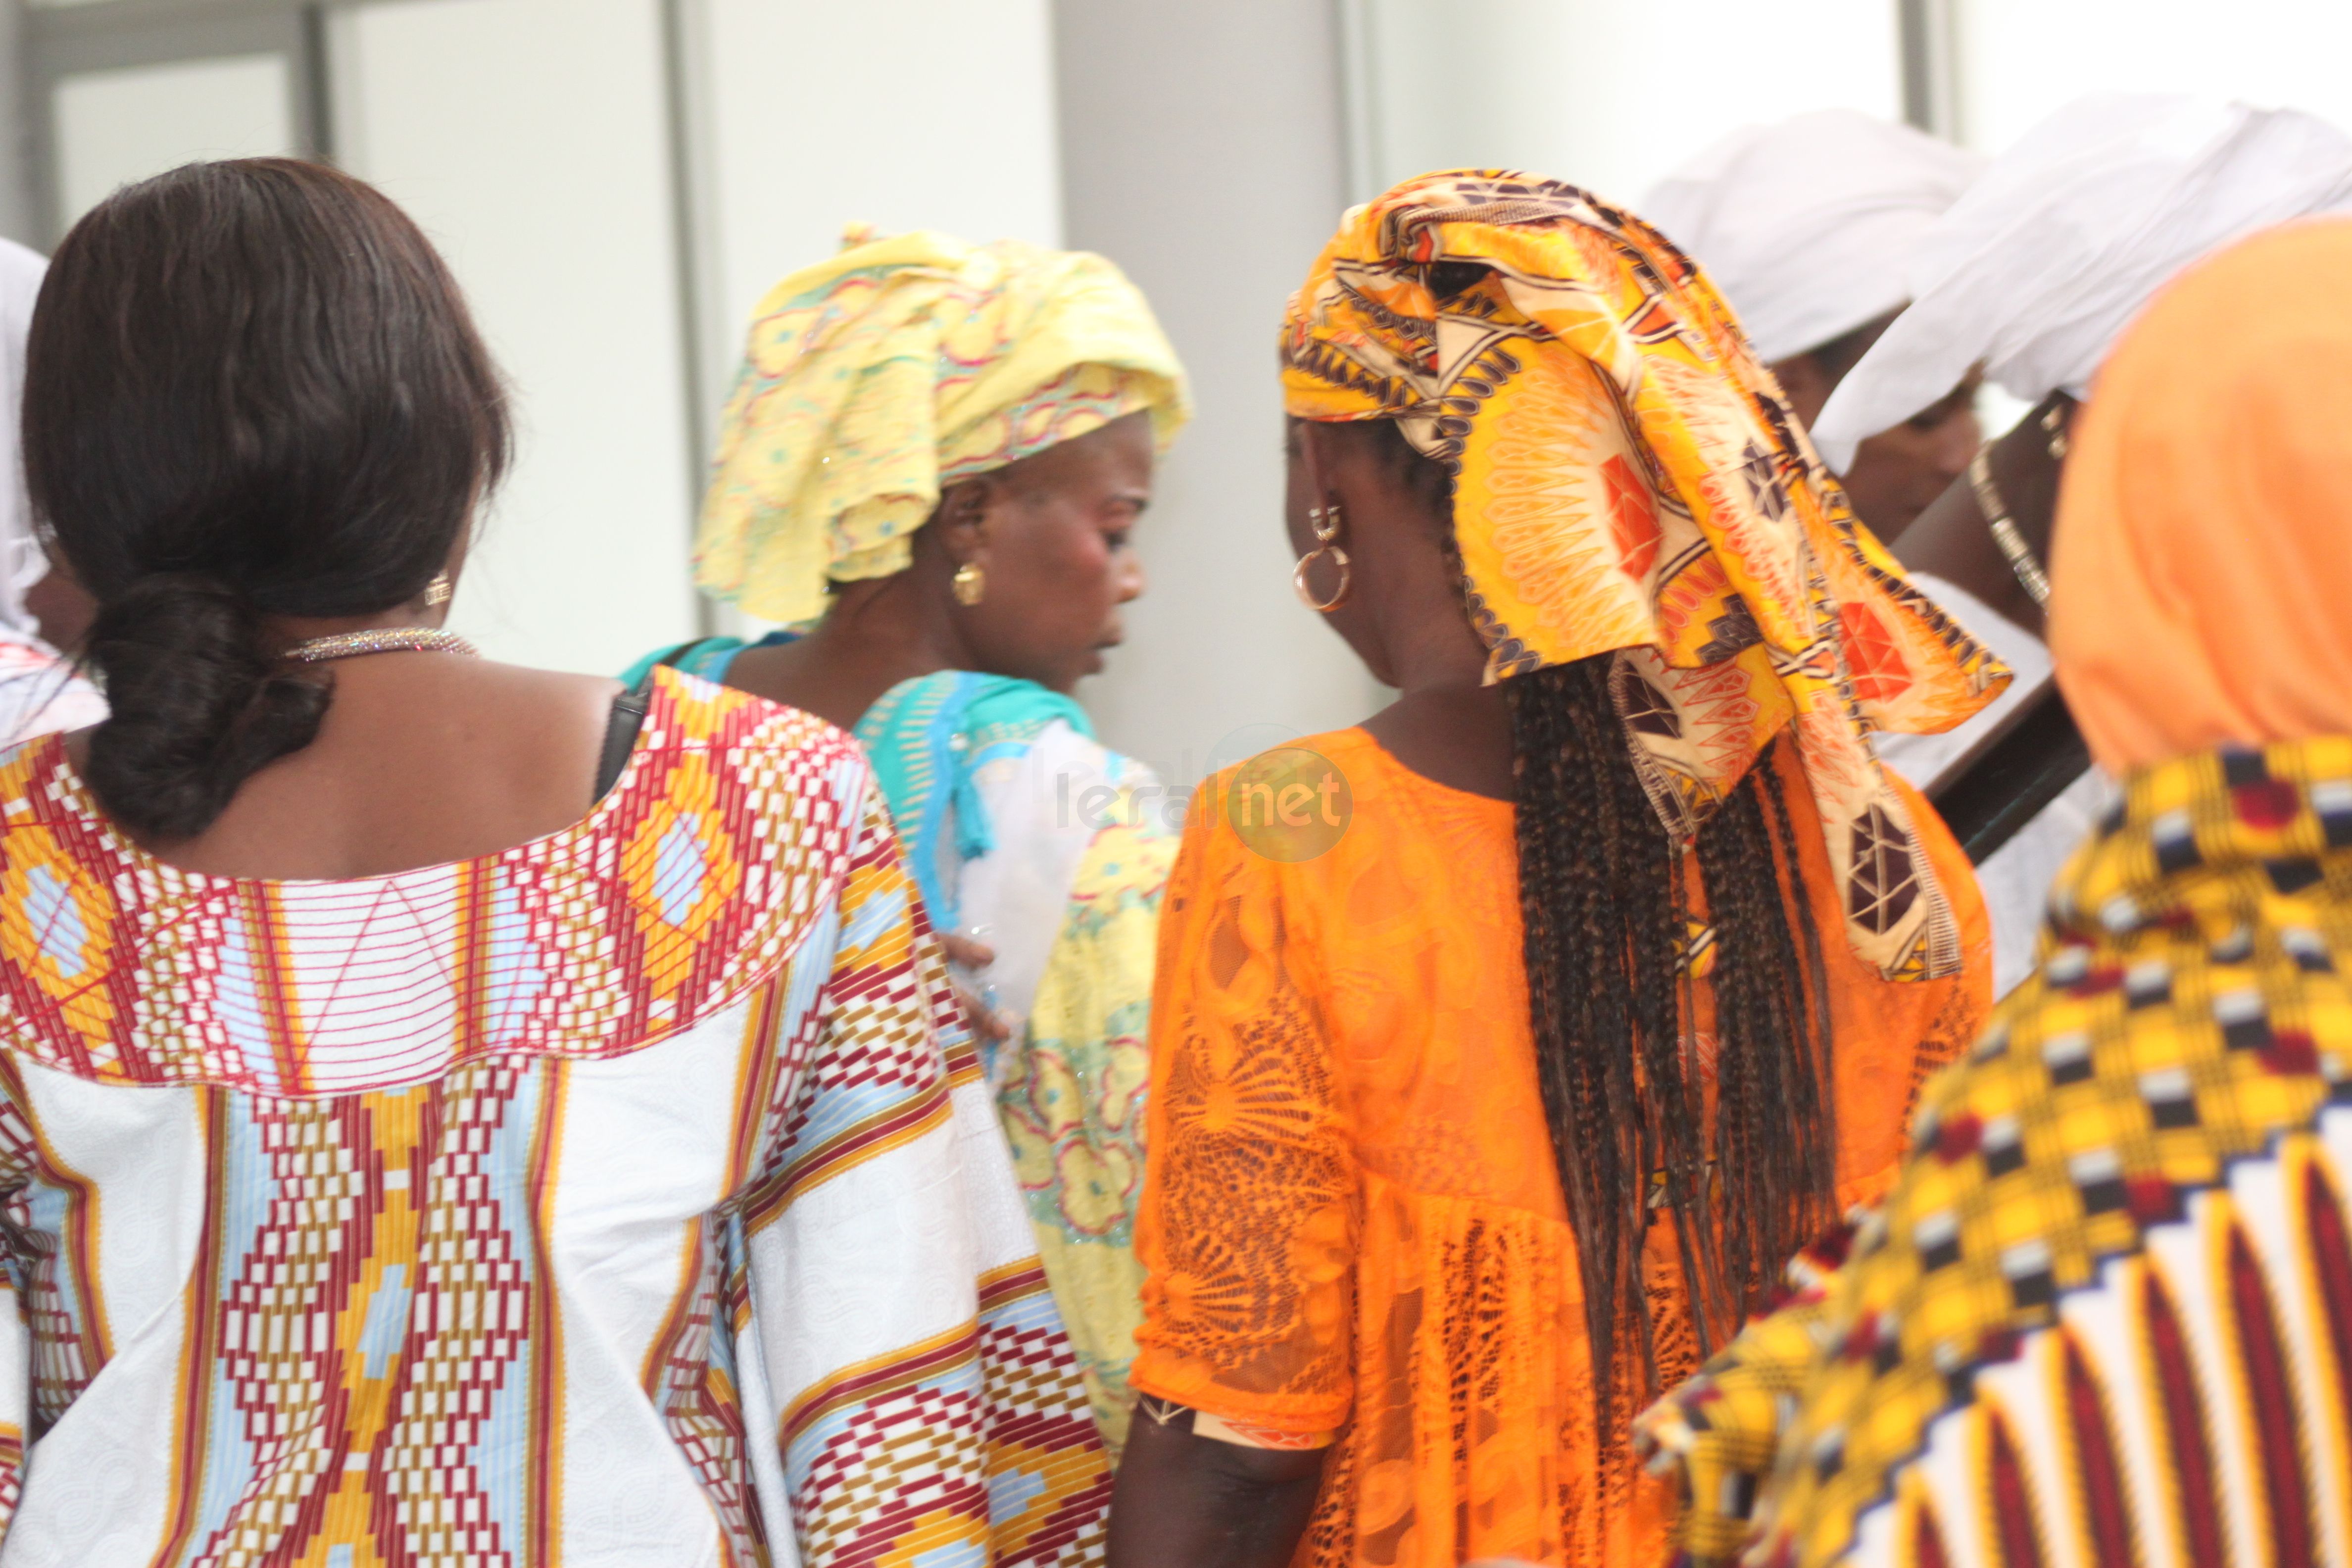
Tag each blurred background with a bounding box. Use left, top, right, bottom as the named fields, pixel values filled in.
left=6, top=0, right=2349, bottom=782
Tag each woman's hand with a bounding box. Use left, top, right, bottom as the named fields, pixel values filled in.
left=938, top=931, right=1011, bottom=1050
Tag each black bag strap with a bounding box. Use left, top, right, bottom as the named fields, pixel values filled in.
left=595, top=674, right=655, bottom=801
left=1926, top=683, right=2093, bottom=865
left=595, top=638, right=739, bottom=800
left=596, top=637, right=735, bottom=801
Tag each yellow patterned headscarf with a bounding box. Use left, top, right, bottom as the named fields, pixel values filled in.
left=1283, top=171, right=2008, bottom=981
left=697, top=228, right=1190, bottom=626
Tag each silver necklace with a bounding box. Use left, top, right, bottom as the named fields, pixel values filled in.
left=282, top=627, right=481, bottom=664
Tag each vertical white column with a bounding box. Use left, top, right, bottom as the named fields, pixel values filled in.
left=1052, top=0, right=1383, bottom=783
left=334, top=0, right=698, bottom=677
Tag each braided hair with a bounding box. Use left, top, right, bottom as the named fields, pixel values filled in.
left=1337, top=416, right=1835, bottom=1424
left=1509, top=658, right=1833, bottom=1421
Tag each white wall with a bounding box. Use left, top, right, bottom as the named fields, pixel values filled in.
left=1956, top=0, right=2352, bottom=151
left=1054, top=0, right=1382, bottom=783
left=333, top=0, right=699, bottom=677
left=1351, top=0, right=1903, bottom=207
left=52, top=53, right=293, bottom=224
left=696, top=0, right=1064, bottom=407
left=12, top=0, right=1071, bottom=677
left=670, top=0, right=1068, bottom=646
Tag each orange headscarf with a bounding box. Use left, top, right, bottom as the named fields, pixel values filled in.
left=2052, top=218, right=2352, bottom=773
left=1282, top=171, right=2007, bottom=981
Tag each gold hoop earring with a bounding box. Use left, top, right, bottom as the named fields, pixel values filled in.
left=951, top=561, right=986, bottom=607
left=1293, top=503, right=1351, bottom=613
left=424, top=571, right=453, bottom=607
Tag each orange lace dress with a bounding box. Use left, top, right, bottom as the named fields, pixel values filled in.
left=1128, top=727, right=1990, bottom=1568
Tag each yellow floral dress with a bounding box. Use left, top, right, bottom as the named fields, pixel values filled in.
left=1005, top=806, right=1175, bottom=1452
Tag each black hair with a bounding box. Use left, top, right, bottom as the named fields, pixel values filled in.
left=23, top=157, right=511, bottom=840
left=1336, top=416, right=1833, bottom=1424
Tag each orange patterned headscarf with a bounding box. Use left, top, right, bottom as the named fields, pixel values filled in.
left=1282, top=171, right=2008, bottom=981
left=2052, top=218, right=2352, bottom=774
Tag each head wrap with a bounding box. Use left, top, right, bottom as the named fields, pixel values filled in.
left=695, top=228, right=1189, bottom=627
left=1640, top=109, right=1982, bottom=367
left=1282, top=171, right=2008, bottom=981
left=1813, top=94, right=2352, bottom=470
left=2051, top=219, right=2352, bottom=775
left=0, top=239, right=48, bottom=636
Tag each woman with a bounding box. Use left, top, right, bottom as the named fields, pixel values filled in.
left=632, top=228, right=1189, bottom=1454
left=1104, top=172, right=2003, bottom=1568
left=1832, top=97, right=2352, bottom=998
left=1639, top=108, right=1985, bottom=543
left=0, top=160, right=1106, bottom=1564
left=0, top=235, right=102, bottom=744
left=1639, top=218, right=2352, bottom=1568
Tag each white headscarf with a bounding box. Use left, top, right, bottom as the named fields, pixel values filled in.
left=1640, top=109, right=1982, bottom=367
left=1812, top=94, right=2352, bottom=470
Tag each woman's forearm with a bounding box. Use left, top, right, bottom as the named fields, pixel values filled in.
left=1106, top=1404, right=1327, bottom=1568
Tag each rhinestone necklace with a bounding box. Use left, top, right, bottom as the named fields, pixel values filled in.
left=283, top=627, right=481, bottom=664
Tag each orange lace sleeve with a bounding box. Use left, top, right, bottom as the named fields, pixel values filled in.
left=1128, top=785, right=1358, bottom=1438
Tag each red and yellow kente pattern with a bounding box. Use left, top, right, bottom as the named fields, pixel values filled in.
left=0, top=668, right=1109, bottom=1565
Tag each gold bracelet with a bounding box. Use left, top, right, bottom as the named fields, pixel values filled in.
left=1966, top=446, right=2052, bottom=609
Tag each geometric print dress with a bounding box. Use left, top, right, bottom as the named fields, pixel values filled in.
left=625, top=638, right=1178, bottom=1460
left=1637, top=736, right=2352, bottom=1568
left=0, top=667, right=1109, bottom=1566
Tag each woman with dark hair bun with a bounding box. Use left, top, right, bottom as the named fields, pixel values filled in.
left=0, top=158, right=1107, bottom=1562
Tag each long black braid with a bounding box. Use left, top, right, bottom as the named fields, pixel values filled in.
left=1510, top=663, right=1834, bottom=1422
left=1337, top=416, right=1835, bottom=1424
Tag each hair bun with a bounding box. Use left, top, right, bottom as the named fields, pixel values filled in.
left=83, top=574, right=330, bottom=841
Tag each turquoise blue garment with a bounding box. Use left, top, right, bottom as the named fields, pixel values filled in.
left=619, top=635, right=764, bottom=687
left=622, top=635, right=1091, bottom=930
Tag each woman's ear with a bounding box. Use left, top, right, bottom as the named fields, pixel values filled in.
left=1296, top=421, right=1341, bottom=515
left=935, top=476, right=995, bottom=566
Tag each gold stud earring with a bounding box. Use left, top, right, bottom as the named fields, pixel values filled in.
left=951, top=561, right=985, bottom=607
left=424, top=571, right=453, bottom=607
